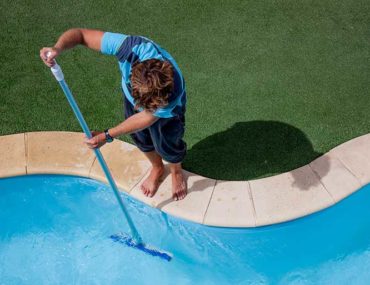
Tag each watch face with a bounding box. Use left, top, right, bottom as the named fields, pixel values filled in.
left=105, top=130, right=113, bottom=143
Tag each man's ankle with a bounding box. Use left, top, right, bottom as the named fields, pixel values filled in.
left=171, top=169, right=183, bottom=175
left=169, top=162, right=183, bottom=174
left=152, top=164, right=164, bottom=170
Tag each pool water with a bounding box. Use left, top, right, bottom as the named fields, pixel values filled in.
left=0, top=175, right=369, bottom=284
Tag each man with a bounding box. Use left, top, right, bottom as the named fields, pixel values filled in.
left=40, top=28, right=187, bottom=200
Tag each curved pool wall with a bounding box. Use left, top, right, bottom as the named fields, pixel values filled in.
left=0, top=174, right=369, bottom=284
left=1, top=132, right=370, bottom=227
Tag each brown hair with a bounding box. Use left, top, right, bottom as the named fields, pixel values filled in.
left=131, top=59, right=174, bottom=112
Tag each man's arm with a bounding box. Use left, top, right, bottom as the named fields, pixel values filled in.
left=110, top=110, right=159, bottom=137
left=40, top=28, right=104, bottom=67
left=85, top=111, right=159, bottom=149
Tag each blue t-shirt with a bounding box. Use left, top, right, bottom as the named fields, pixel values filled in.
left=101, top=32, right=186, bottom=118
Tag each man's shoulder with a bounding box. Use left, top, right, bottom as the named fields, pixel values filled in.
left=116, top=35, right=157, bottom=61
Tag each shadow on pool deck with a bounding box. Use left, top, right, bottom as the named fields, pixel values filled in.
left=183, top=121, right=328, bottom=182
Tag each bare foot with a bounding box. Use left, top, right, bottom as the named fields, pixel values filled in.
left=141, top=166, right=165, bottom=197
left=171, top=171, right=187, bottom=201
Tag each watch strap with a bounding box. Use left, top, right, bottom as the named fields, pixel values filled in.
left=104, top=129, right=114, bottom=143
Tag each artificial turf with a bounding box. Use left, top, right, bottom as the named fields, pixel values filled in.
left=1, top=0, right=369, bottom=180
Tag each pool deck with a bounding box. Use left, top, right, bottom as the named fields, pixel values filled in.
left=1, top=131, right=369, bottom=227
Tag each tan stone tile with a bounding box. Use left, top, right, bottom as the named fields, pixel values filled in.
left=131, top=169, right=216, bottom=223
left=27, top=132, right=95, bottom=176
left=158, top=171, right=216, bottom=223
left=329, top=134, right=370, bottom=186
left=89, top=140, right=151, bottom=193
left=203, top=180, right=255, bottom=227
left=250, top=165, right=334, bottom=226
left=310, top=154, right=362, bottom=202
left=0, top=133, right=26, bottom=178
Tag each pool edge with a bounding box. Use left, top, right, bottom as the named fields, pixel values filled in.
left=1, top=131, right=369, bottom=228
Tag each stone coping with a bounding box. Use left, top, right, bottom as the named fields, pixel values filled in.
left=1, top=131, right=369, bottom=227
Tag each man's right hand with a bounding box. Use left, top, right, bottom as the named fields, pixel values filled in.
left=40, top=47, right=61, bottom=67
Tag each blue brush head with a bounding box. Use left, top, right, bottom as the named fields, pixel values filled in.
left=110, top=233, right=172, bottom=262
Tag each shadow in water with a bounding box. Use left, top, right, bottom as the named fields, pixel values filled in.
left=184, top=121, right=325, bottom=181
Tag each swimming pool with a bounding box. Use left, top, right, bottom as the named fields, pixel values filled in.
left=1, top=175, right=369, bottom=284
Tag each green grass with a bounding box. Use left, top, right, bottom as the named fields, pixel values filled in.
left=1, top=0, right=369, bottom=180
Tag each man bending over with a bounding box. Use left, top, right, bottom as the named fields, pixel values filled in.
left=40, top=29, right=187, bottom=200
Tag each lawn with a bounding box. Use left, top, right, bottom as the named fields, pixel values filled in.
left=1, top=0, right=369, bottom=180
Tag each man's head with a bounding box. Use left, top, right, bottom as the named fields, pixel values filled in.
left=131, top=59, right=174, bottom=112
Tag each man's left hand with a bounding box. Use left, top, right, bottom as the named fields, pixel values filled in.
left=85, top=131, right=106, bottom=149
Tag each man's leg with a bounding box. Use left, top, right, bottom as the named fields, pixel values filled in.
left=148, top=115, right=188, bottom=201
left=122, top=95, right=163, bottom=197
left=140, top=151, right=165, bottom=197
left=169, top=162, right=187, bottom=201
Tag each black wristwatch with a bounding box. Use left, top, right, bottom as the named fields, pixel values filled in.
left=104, top=129, right=114, bottom=143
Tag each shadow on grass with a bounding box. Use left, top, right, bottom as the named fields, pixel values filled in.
left=183, top=121, right=325, bottom=181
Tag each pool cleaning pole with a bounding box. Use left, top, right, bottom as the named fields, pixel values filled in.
left=47, top=57, right=142, bottom=244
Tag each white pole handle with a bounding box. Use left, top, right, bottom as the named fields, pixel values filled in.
left=46, top=51, right=64, bottom=82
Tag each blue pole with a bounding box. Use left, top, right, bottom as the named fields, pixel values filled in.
left=50, top=61, right=142, bottom=243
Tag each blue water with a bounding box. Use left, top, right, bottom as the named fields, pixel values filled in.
left=0, top=175, right=369, bottom=285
